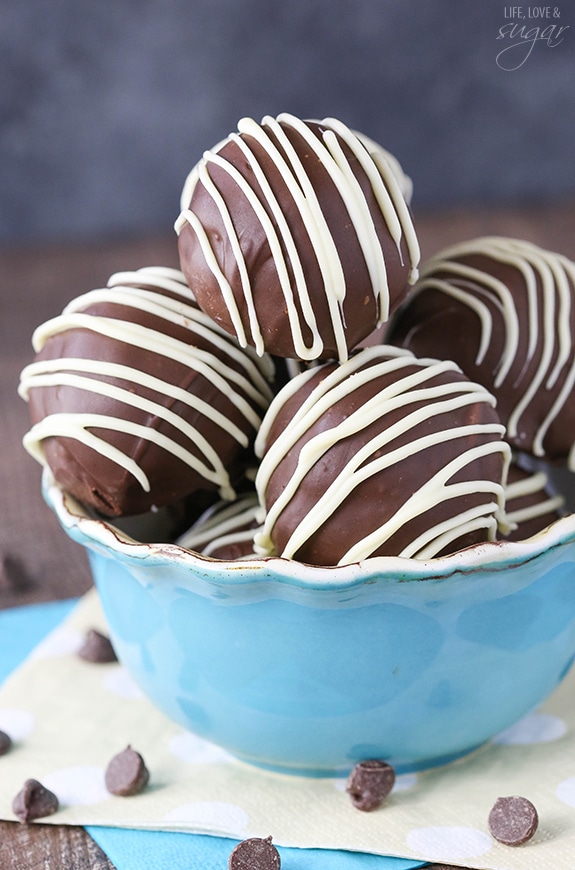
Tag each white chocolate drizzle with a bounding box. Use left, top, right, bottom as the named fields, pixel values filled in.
left=254, top=346, right=510, bottom=564
left=175, top=114, right=420, bottom=362
left=504, top=470, right=565, bottom=530
left=410, top=237, right=575, bottom=467
left=177, top=493, right=261, bottom=558
left=19, top=267, right=274, bottom=501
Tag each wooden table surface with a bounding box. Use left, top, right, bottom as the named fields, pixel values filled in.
left=1, top=203, right=574, bottom=868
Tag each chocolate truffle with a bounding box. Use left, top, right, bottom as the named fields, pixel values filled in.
left=19, top=267, right=275, bottom=517
left=502, top=462, right=564, bottom=541
left=388, top=237, right=575, bottom=466
left=175, top=114, right=420, bottom=362
left=254, top=345, right=511, bottom=566
left=178, top=492, right=261, bottom=559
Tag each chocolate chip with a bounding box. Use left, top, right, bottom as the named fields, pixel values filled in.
left=228, top=836, right=281, bottom=869
left=78, top=628, right=118, bottom=663
left=346, top=759, right=396, bottom=811
left=488, top=795, right=539, bottom=845
left=0, top=730, right=12, bottom=756
left=105, top=745, right=149, bottom=796
left=12, top=778, right=59, bottom=822
left=0, top=553, right=33, bottom=592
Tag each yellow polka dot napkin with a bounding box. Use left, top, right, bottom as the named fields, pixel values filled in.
left=1, top=589, right=575, bottom=869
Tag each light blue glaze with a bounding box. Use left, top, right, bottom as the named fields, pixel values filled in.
left=44, top=471, right=575, bottom=777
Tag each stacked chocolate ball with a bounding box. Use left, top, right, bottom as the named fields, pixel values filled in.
left=20, top=113, right=572, bottom=566
left=19, top=266, right=274, bottom=519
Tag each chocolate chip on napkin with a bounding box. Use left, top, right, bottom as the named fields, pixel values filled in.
left=78, top=628, right=118, bottom=663
left=346, top=759, right=396, bottom=811
left=12, top=778, right=59, bottom=822
left=105, top=745, right=150, bottom=796
left=488, top=795, right=539, bottom=845
left=228, top=835, right=281, bottom=869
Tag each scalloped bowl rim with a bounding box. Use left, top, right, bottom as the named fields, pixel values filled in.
left=42, top=467, right=575, bottom=591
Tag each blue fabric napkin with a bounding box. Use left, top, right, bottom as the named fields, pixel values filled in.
left=87, top=825, right=425, bottom=869
left=0, top=600, right=426, bottom=870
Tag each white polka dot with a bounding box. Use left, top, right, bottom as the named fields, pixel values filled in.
left=406, top=826, right=492, bottom=862
left=0, top=708, right=35, bottom=740
left=557, top=774, right=575, bottom=808
left=493, top=712, right=567, bottom=745
left=163, top=801, right=249, bottom=833
left=42, top=765, right=109, bottom=806
left=29, top=626, right=84, bottom=659
left=103, top=667, right=144, bottom=699
left=168, top=731, right=234, bottom=765
left=393, top=772, right=418, bottom=792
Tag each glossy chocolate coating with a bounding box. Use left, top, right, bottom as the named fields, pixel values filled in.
left=176, top=114, right=419, bottom=362
left=388, top=237, right=575, bottom=466
left=20, top=267, right=274, bottom=517
left=254, top=345, right=509, bottom=566
left=502, top=462, right=564, bottom=541
left=177, top=493, right=260, bottom=559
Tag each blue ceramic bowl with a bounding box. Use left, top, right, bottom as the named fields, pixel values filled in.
left=43, top=469, right=575, bottom=777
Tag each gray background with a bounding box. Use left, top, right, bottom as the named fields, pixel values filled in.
left=1, top=0, right=574, bottom=248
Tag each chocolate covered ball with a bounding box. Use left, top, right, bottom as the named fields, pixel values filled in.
left=175, top=113, right=420, bottom=363
left=19, top=267, right=275, bottom=517
left=388, top=237, right=575, bottom=466
left=254, top=345, right=511, bottom=566
left=178, top=492, right=261, bottom=560
left=502, top=462, right=564, bottom=541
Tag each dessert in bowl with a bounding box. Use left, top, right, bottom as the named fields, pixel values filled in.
left=43, top=466, right=575, bottom=776
left=19, top=114, right=575, bottom=777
